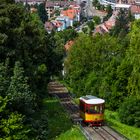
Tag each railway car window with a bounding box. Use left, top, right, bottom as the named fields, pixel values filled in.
left=100, top=106, right=103, bottom=113
left=89, top=105, right=100, bottom=114
left=99, top=104, right=105, bottom=113
left=94, top=106, right=100, bottom=113
left=86, top=107, right=88, bottom=113
left=85, top=105, right=89, bottom=113
left=89, top=106, right=94, bottom=113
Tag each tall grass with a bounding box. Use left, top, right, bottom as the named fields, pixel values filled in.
left=43, top=97, right=86, bottom=140
left=105, top=110, right=140, bottom=140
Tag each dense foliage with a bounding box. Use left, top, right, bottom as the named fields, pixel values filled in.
left=37, top=2, right=48, bottom=23
left=0, top=0, right=64, bottom=139
left=119, top=97, right=140, bottom=127
left=64, top=18, right=140, bottom=127
left=103, top=5, right=113, bottom=21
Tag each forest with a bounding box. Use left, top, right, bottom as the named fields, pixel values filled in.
left=0, top=0, right=64, bottom=139
left=0, top=0, right=78, bottom=139
left=0, top=0, right=140, bottom=139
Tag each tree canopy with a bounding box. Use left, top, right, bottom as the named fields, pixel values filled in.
left=0, top=0, right=64, bottom=139
left=64, top=18, right=140, bottom=114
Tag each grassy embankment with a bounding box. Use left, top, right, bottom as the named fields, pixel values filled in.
left=43, top=97, right=86, bottom=140
left=105, top=110, right=140, bottom=140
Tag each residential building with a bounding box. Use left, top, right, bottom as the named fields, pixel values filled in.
left=60, top=5, right=80, bottom=26
left=114, top=3, right=131, bottom=10
left=55, top=16, right=70, bottom=31
left=45, top=21, right=56, bottom=33
left=15, top=0, right=45, bottom=5
left=135, top=0, right=140, bottom=4
left=93, top=11, right=117, bottom=35
left=130, top=4, right=140, bottom=19
left=45, top=1, right=77, bottom=19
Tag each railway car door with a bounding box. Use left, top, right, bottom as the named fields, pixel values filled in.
left=80, top=100, right=85, bottom=112
left=79, top=100, right=86, bottom=120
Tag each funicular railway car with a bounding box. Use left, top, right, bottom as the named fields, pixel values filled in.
left=79, top=95, right=105, bottom=126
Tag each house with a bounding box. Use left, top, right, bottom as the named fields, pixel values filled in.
left=15, top=0, right=45, bottom=5
left=60, top=5, right=80, bottom=26
left=130, top=4, right=140, bottom=19
left=135, top=0, right=140, bottom=4
left=55, top=16, right=71, bottom=31
left=93, top=25, right=107, bottom=35
left=52, top=20, right=64, bottom=31
left=45, top=1, right=77, bottom=19
left=93, top=11, right=117, bottom=35
left=45, top=22, right=56, bottom=33
left=114, top=4, right=131, bottom=10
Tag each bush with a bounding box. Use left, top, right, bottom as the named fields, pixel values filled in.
left=119, top=97, right=140, bottom=127
left=93, top=16, right=101, bottom=25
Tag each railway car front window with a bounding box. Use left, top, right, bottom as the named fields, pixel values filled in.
left=89, top=105, right=100, bottom=114
left=100, top=105, right=103, bottom=113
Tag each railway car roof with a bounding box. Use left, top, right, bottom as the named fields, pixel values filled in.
left=80, top=95, right=105, bottom=104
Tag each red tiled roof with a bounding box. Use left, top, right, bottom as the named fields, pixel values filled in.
left=64, top=40, right=74, bottom=51
left=61, top=6, right=80, bottom=19
left=61, top=9, right=75, bottom=19
left=52, top=21, right=63, bottom=28
left=45, top=22, right=56, bottom=31
left=131, top=4, right=140, bottom=14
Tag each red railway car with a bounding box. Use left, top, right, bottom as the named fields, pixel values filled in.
left=79, top=95, right=105, bottom=126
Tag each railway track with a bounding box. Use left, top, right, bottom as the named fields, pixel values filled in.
left=93, top=126, right=119, bottom=140
left=48, top=81, right=128, bottom=140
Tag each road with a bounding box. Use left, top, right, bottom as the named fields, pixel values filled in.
left=77, top=0, right=107, bottom=18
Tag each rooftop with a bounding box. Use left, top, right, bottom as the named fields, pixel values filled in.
left=80, top=95, right=105, bottom=104
left=131, top=4, right=140, bottom=13
left=46, top=1, right=77, bottom=8
left=15, top=0, right=45, bottom=2
left=115, top=4, right=131, bottom=8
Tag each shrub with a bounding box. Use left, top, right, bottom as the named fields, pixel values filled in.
left=118, top=97, right=140, bottom=127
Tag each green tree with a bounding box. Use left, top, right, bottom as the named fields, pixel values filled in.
left=37, top=2, right=48, bottom=23
left=64, top=33, right=126, bottom=110
left=110, top=9, right=129, bottom=37
left=0, top=62, right=10, bottom=97
left=119, top=97, right=140, bottom=127
left=93, top=16, right=101, bottom=25
left=7, top=61, right=35, bottom=115
left=103, top=5, right=113, bottom=21
left=125, top=19, right=140, bottom=98
left=0, top=112, right=29, bottom=140
left=92, top=0, right=98, bottom=6
left=46, top=29, right=77, bottom=76
left=82, top=27, right=88, bottom=33
left=0, top=0, right=50, bottom=139
left=0, top=96, right=29, bottom=139
left=0, top=96, right=7, bottom=114
left=87, top=21, right=95, bottom=31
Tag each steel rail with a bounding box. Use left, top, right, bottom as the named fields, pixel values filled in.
left=48, top=81, right=128, bottom=140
